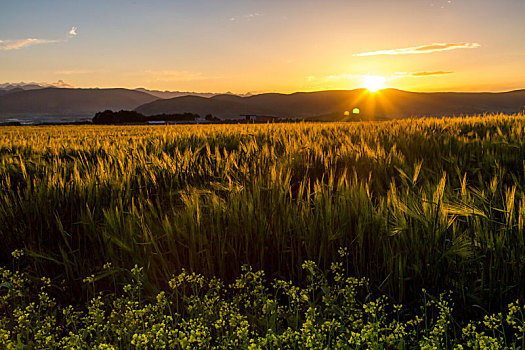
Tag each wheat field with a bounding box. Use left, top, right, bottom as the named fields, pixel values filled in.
left=1, top=115, right=525, bottom=309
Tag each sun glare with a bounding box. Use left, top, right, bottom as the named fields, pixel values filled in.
left=363, top=75, right=386, bottom=92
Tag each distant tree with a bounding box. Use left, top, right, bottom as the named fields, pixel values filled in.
left=205, top=114, right=219, bottom=121
left=92, top=110, right=113, bottom=124
left=92, top=110, right=147, bottom=124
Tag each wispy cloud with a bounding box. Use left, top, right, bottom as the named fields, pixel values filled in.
left=245, top=12, right=261, bottom=19
left=394, top=71, right=454, bottom=77
left=144, top=70, right=210, bottom=82
left=54, top=69, right=91, bottom=75
left=325, top=74, right=361, bottom=81
left=68, top=27, right=78, bottom=37
left=307, top=73, right=374, bottom=83
left=311, top=71, right=454, bottom=83
left=229, top=12, right=262, bottom=21
left=355, top=42, right=480, bottom=56
left=0, top=38, right=60, bottom=51
left=0, top=27, right=78, bottom=51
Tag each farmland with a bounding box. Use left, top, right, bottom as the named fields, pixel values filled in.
left=2, top=115, right=525, bottom=347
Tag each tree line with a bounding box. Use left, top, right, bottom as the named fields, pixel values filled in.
left=92, top=110, right=219, bottom=124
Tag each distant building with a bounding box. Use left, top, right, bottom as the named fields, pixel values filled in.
left=241, top=115, right=279, bottom=122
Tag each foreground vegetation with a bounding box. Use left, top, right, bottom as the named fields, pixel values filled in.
left=3, top=251, right=525, bottom=349
left=2, top=114, right=525, bottom=346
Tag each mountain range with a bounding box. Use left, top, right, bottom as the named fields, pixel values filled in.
left=134, top=88, right=216, bottom=99
left=0, top=88, right=158, bottom=120
left=0, top=84, right=524, bottom=122
left=0, top=81, right=74, bottom=95
left=136, top=89, right=525, bottom=120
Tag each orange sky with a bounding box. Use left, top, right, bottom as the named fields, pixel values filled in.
left=1, top=0, right=524, bottom=93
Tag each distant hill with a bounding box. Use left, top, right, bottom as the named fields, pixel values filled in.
left=0, top=88, right=25, bottom=96
left=0, top=81, right=73, bottom=90
left=0, top=88, right=158, bottom=119
left=136, top=94, right=275, bottom=118
left=1, top=86, right=524, bottom=122
left=134, top=88, right=254, bottom=99
left=0, top=82, right=46, bottom=97
left=135, top=89, right=525, bottom=120
left=135, top=88, right=216, bottom=99
left=0, top=83, right=47, bottom=91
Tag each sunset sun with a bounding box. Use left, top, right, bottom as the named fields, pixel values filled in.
left=363, top=75, right=386, bottom=92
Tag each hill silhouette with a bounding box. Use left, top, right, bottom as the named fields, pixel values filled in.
left=0, top=88, right=158, bottom=119
left=135, top=88, right=525, bottom=120
left=1, top=87, right=524, bottom=121
left=0, top=88, right=25, bottom=96
left=135, top=88, right=216, bottom=99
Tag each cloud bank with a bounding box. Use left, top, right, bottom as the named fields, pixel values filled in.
left=355, top=42, right=480, bottom=56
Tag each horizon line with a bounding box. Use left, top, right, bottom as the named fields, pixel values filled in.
left=2, top=84, right=524, bottom=96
